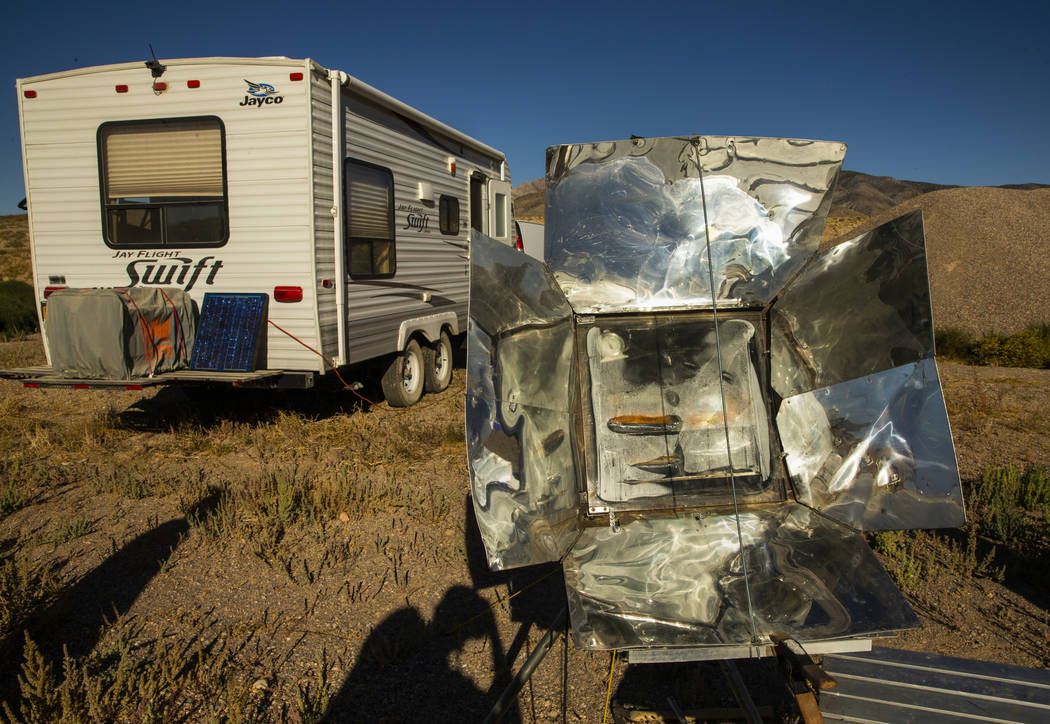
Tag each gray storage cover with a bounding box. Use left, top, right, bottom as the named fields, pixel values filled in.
left=47, top=287, right=196, bottom=379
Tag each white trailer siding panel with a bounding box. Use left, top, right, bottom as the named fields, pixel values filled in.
left=340, top=89, right=506, bottom=363
left=19, top=60, right=324, bottom=372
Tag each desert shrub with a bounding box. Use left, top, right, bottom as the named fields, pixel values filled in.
left=966, top=464, right=1050, bottom=546
left=872, top=530, right=924, bottom=593
left=935, top=326, right=976, bottom=360
left=1020, top=465, right=1050, bottom=510
left=0, top=557, right=58, bottom=639
left=936, top=324, right=1050, bottom=368
left=2, top=622, right=334, bottom=723
left=0, top=280, right=37, bottom=340
left=938, top=324, right=1050, bottom=368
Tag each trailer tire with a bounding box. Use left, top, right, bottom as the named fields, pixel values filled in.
left=381, top=339, right=424, bottom=407
left=423, top=330, right=453, bottom=393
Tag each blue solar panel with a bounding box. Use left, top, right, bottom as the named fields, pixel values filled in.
left=190, top=293, right=268, bottom=372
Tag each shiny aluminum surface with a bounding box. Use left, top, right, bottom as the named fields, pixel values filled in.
left=770, top=210, right=934, bottom=399
left=562, top=503, right=918, bottom=651
left=466, top=138, right=962, bottom=655
left=777, top=358, right=964, bottom=531
left=581, top=314, right=775, bottom=512
left=466, top=233, right=580, bottom=570
left=544, top=136, right=845, bottom=312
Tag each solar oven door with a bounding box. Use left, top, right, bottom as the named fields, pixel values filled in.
left=769, top=210, right=965, bottom=530
left=580, top=311, right=786, bottom=516
left=466, top=232, right=581, bottom=571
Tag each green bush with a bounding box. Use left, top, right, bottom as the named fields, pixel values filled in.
left=936, top=324, right=1050, bottom=368
left=0, top=280, right=37, bottom=339
left=967, top=464, right=1050, bottom=546
left=935, top=326, right=976, bottom=360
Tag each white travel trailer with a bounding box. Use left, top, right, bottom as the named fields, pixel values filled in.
left=8, top=56, right=514, bottom=405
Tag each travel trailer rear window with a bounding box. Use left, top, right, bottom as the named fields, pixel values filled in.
left=345, top=159, right=395, bottom=278
left=97, top=116, right=228, bottom=248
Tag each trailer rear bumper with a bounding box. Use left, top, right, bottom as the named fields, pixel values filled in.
left=0, top=366, right=315, bottom=390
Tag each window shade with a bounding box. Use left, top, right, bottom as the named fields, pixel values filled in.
left=103, top=119, right=223, bottom=199
left=348, top=167, right=392, bottom=240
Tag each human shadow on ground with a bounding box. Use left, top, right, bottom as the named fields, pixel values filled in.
left=0, top=492, right=220, bottom=708
left=326, top=585, right=519, bottom=724
left=327, top=499, right=567, bottom=723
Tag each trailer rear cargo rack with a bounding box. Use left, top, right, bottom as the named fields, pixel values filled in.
left=0, top=366, right=314, bottom=389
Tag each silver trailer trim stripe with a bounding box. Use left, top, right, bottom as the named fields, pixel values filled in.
left=331, top=69, right=347, bottom=364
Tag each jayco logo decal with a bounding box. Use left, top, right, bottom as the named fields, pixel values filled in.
left=239, top=79, right=283, bottom=108
left=111, top=250, right=224, bottom=292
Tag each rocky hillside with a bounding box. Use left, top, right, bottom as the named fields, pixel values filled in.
left=513, top=169, right=1045, bottom=221
left=829, top=186, right=1050, bottom=335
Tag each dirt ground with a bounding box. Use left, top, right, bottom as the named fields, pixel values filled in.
left=0, top=337, right=1047, bottom=722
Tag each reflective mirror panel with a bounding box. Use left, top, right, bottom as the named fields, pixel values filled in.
left=777, top=358, right=964, bottom=531
left=468, top=229, right=575, bottom=339
left=544, top=136, right=845, bottom=313
left=578, top=312, right=784, bottom=514
left=562, top=504, right=919, bottom=651
left=770, top=210, right=935, bottom=399
left=467, top=233, right=581, bottom=570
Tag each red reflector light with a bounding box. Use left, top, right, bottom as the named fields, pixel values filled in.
left=273, top=286, right=303, bottom=302
left=43, top=285, right=67, bottom=299
left=514, top=236, right=524, bottom=251
left=289, top=72, right=304, bottom=81
left=23, top=90, right=37, bottom=98
left=24, top=383, right=39, bottom=388
left=73, top=384, right=90, bottom=390
left=187, top=80, right=200, bottom=88
left=125, top=384, right=143, bottom=390
left=115, top=84, right=129, bottom=93
left=153, top=82, right=167, bottom=91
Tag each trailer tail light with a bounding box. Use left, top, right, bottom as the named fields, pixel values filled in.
left=273, top=286, right=303, bottom=302
left=514, top=228, right=524, bottom=252
left=43, top=286, right=67, bottom=299
left=23, top=90, right=37, bottom=98
left=24, top=383, right=39, bottom=388
left=115, top=84, right=129, bottom=93
left=187, top=80, right=200, bottom=88
left=73, top=384, right=89, bottom=390
left=289, top=72, right=304, bottom=81
left=125, top=384, right=143, bottom=390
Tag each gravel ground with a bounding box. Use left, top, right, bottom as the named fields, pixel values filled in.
left=825, top=187, right=1050, bottom=335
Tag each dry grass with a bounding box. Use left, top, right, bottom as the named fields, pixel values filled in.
left=0, top=216, right=29, bottom=285
left=1, top=337, right=1049, bottom=719
left=0, top=365, right=515, bottom=721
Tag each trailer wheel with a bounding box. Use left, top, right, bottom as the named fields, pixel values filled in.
left=423, top=331, right=453, bottom=393
left=381, top=339, right=424, bottom=407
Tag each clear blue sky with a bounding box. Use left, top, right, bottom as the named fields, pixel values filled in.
left=3, top=0, right=1048, bottom=214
